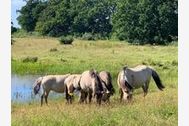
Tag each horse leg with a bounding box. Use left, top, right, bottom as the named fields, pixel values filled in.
left=142, top=82, right=149, bottom=97
left=119, top=88, right=123, bottom=102
left=84, top=92, right=88, bottom=104
left=96, top=94, right=102, bottom=105
left=106, top=98, right=110, bottom=104
left=41, top=94, right=44, bottom=106
left=65, top=87, right=70, bottom=104
left=79, top=90, right=85, bottom=103
left=88, top=92, right=92, bottom=104
left=44, top=91, right=49, bottom=105
left=88, top=89, right=92, bottom=103
left=68, top=85, right=74, bottom=104
left=69, top=94, right=73, bottom=104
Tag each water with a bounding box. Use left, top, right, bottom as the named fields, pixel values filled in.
left=11, top=74, right=64, bottom=103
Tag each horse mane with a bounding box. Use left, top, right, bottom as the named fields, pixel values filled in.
left=123, top=65, right=128, bottom=71
left=33, top=77, right=43, bottom=95
left=96, top=74, right=104, bottom=92
left=77, top=75, right=82, bottom=90
left=89, top=69, right=96, bottom=77
left=124, top=80, right=133, bottom=91
left=122, top=66, right=133, bottom=91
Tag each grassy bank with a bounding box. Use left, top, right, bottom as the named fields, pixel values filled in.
left=12, top=89, right=177, bottom=126
left=12, top=38, right=177, bottom=74
left=11, top=37, right=178, bottom=126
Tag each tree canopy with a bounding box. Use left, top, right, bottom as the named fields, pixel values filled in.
left=16, top=0, right=178, bottom=44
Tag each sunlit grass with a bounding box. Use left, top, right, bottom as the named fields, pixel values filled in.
left=11, top=37, right=178, bottom=126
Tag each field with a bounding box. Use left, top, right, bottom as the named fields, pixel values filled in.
left=11, top=38, right=178, bottom=126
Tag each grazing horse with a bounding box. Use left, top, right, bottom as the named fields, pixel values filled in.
left=99, top=71, right=115, bottom=103
left=33, top=74, right=70, bottom=106
left=79, top=69, right=104, bottom=105
left=64, top=74, right=81, bottom=104
left=117, top=65, right=165, bottom=101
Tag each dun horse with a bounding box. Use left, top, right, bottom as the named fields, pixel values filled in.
left=79, top=69, right=104, bottom=105
left=64, top=74, right=81, bottom=104
left=33, top=74, right=70, bottom=106
left=117, top=65, right=165, bottom=101
left=99, top=71, right=115, bottom=103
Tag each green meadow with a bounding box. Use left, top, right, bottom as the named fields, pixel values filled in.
left=11, top=38, right=178, bottom=126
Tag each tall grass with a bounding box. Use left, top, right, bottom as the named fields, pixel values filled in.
left=11, top=37, right=178, bottom=126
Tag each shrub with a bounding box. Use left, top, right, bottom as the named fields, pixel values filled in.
left=171, top=60, right=178, bottom=66
left=50, top=48, right=58, bottom=52
left=22, top=56, right=38, bottom=63
left=81, top=33, right=95, bottom=40
left=59, top=36, right=74, bottom=44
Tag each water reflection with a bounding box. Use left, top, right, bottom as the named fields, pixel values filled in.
left=11, top=74, right=64, bottom=103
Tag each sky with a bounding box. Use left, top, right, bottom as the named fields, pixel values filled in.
left=11, top=0, right=26, bottom=28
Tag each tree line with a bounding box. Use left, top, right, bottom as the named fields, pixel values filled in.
left=16, top=0, right=178, bottom=44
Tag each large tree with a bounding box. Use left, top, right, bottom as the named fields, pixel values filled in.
left=17, top=0, right=47, bottom=32
left=112, top=0, right=178, bottom=44
left=35, top=0, right=115, bottom=37
left=71, top=0, right=115, bottom=37
left=35, top=0, right=75, bottom=36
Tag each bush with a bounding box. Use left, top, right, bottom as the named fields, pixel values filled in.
left=59, top=36, right=74, bottom=44
left=50, top=48, right=58, bottom=52
left=12, top=29, right=41, bottom=38
left=81, top=33, right=95, bottom=40
left=11, top=26, right=17, bottom=34
left=22, top=56, right=38, bottom=63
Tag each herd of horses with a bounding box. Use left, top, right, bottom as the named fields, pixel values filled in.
left=33, top=65, right=165, bottom=106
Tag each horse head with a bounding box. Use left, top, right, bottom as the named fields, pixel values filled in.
left=33, top=77, right=43, bottom=95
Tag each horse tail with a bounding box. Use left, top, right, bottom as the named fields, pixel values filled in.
left=109, top=80, right=115, bottom=95
left=77, top=75, right=82, bottom=90
left=151, top=69, right=165, bottom=90
left=107, top=72, right=115, bottom=94
left=33, top=77, right=43, bottom=95
left=96, top=74, right=104, bottom=93
left=117, top=72, right=121, bottom=87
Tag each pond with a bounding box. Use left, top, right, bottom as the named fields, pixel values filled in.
left=11, top=74, right=65, bottom=103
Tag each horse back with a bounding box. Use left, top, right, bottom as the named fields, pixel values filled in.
left=99, top=71, right=114, bottom=92
left=42, top=74, right=70, bottom=92
left=80, top=70, right=103, bottom=95
left=99, top=71, right=111, bottom=85
left=126, top=67, right=152, bottom=86
left=65, top=74, right=81, bottom=89
left=80, top=71, right=93, bottom=89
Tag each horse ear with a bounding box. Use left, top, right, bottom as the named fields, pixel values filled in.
left=91, top=72, right=96, bottom=78
left=89, top=69, right=96, bottom=78
left=123, top=65, right=128, bottom=71
left=36, top=77, right=43, bottom=85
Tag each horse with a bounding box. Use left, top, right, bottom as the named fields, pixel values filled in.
left=79, top=69, right=104, bottom=105
left=64, top=74, right=81, bottom=104
left=33, top=74, right=70, bottom=106
left=117, top=65, right=165, bottom=101
left=99, top=71, right=115, bottom=103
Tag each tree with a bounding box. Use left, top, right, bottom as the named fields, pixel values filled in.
left=112, top=0, right=178, bottom=44
left=35, top=0, right=115, bottom=37
left=11, top=21, right=17, bottom=33
left=17, top=0, right=47, bottom=32
left=71, top=0, right=115, bottom=38
left=35, top=0, right=74, bottom=36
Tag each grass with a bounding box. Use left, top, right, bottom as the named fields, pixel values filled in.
left=11, top=37, right=178, bottom=126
